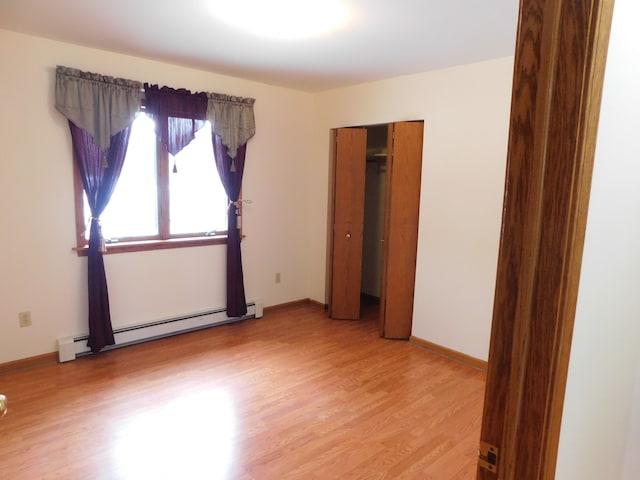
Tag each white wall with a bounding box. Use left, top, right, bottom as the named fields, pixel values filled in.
left=556, top=0, right=640, bottom=478
left=313, top=58, right=513, bottom=360
left=0, top=27, right=513, bottom=365
left=0, top=29, right=315, bottom=363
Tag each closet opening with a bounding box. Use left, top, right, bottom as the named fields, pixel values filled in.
left=328, top=121, right=423, bottom=338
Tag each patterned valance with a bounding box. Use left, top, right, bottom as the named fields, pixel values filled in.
left=55, top=66, right=142, bottom=151
left=144, top=84, right=208, bottom=156
left=55, top=66, right=256, bottom=157
left=207, top=93, right=256, bottom=159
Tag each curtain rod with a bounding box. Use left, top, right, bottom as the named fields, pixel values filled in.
left=58, top=65, right=255, bottom=105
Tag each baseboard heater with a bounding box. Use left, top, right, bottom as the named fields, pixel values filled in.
left=57, top=300, right=263, bottom=363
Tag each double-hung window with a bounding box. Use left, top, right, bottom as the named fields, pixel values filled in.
left=74, top=112, right=229, bottom=254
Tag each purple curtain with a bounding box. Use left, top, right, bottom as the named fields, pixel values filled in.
left=69, top=122, right=132, bottom=353
left=146, top=84, right=248, bottom=315
left=143, top=84, right=208, bottom=156
left=213, top=136, right=247, bottom=317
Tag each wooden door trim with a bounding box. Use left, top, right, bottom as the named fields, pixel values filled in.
left=378, top=123, right=394, bottom=335
left=326, top=129, right=338, bottom=312
left=478, top=0, right=614, bottom=479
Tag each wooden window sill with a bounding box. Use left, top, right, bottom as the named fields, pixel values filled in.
left=73, top=235, right=227, bottom=256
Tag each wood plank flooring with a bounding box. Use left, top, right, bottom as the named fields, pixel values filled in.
left=0, top=301, right=485, bottom=479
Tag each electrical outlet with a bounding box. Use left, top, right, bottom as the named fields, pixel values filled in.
left=275, top=272, right=281, bottom=284
left=18, top=311, right=32, bottom=328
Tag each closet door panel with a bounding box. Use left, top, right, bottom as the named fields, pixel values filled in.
left=329, top=128, right=367, bottom=320
left=381, top=121, right=423, bottom=338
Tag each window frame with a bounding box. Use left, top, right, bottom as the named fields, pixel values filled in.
left=72, top=118, right=231, bottom=256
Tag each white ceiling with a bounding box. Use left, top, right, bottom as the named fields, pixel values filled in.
left=0, top=0, right=519, bottom=92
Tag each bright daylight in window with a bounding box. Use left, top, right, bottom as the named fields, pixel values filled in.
left=82, top=113, right=228, bottom=244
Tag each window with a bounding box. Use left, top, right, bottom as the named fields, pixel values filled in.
left=74, top=113, right=229, bottom=254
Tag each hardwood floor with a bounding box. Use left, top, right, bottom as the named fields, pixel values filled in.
left=0, top=301, right=485, bottom=479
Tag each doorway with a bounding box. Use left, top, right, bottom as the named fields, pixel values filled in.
left=327, top=121, right=423, bottom=339
left=476, top=0, right=614, bottom=478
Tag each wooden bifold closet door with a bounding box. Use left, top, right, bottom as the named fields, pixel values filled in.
left=379, top=121, right=423, bottom=338
left=329, top=122, right=423, bottom=340
left=328, top=127, right=367, bottom=320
